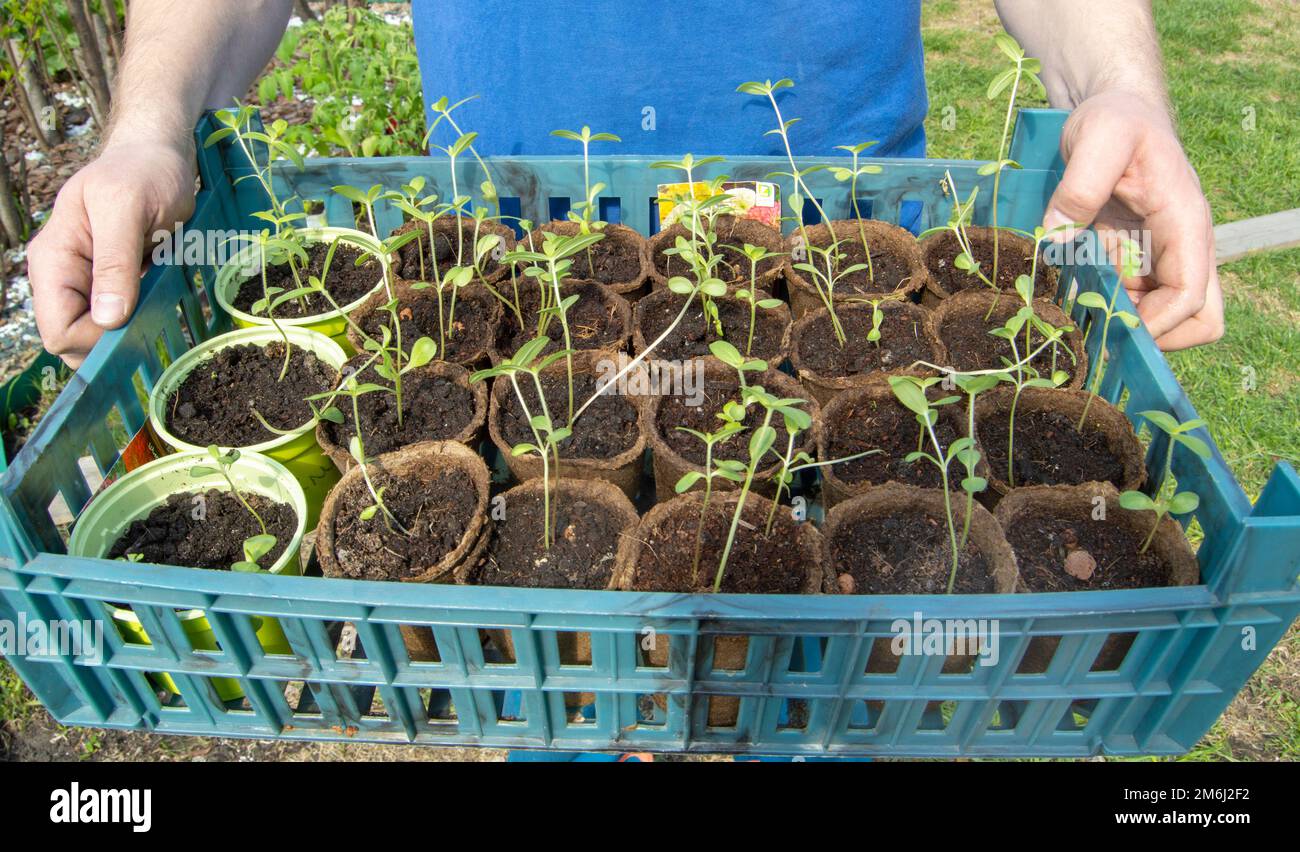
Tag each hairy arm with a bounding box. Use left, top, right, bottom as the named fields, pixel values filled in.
left=995, top=0, right=1223, bottom=350
left=30, top=0, right=294, bottom=366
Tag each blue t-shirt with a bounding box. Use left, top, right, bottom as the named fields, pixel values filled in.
left=411, top=0, right=927, bottom=158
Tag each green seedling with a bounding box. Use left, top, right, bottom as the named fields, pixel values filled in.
left=738, top=79, right=851, bottom=344
left=887, top=376, right=976, bottom=594
left=1119, top=411, right=1211, bottom=553
left=988, top=279, right=1073, bottom=487
left=426, top=94, right=500, bottom=215
left=981, top=32, right=1044, bottom=286
left=471, top=336, right=574, bottom=548
left=712, top=386, right=810, bottom=592
left=331, top=182, right=385, bottom=240
left=845, top=291, right=907, bottom=348
left=552, top=124, right=620, bottom=274
left=708, top=339, right=767, bottom=392
left=731, top=243, right=786, bottom=356
left=831, top=141, right=884, bottom=284
left=1077, top=237, right=1143, bottom=427
left=504, top=229, right=606, bottom=422
left=952, top=374, right=1001, bottom=546
left=189, top=445, right=278, bottom=573
left=673, top=417, right=747, bottom=586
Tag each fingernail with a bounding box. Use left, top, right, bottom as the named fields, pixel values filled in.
left=1042, top=208, right=1076, bottom=242
left=92, top=294, right=126, bottom=326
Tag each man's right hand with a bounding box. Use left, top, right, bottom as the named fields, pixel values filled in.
left=29, top=140, right=196, bottom=367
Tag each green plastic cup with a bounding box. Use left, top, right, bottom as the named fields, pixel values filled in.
left=68, top=450, right=307, bottom=702
left=148, top=326, right=346, bottom=528
left=213, top=226, right=389, bottom=355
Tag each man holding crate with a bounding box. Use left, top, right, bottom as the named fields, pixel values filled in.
left=27, top=0, right=1223, bottom=366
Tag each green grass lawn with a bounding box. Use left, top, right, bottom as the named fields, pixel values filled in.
left=924, top=0, right=1300, bottom=761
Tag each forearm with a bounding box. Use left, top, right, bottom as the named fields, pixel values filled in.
left=106, top=0, right=293, bottom=150
left=995, top=0, right=1170, bottom=118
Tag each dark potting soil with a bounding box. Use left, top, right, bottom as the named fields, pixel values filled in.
left=632, top=498, right=809, bottom=594
left=322, top=355, right=477, bottom=455
left=939, top=298, right=1078, bottom=382
left=796, top=232, right=916, bottom=295
left=542, top=232, right=642, bottom=286
left=829, top=506, right=994, bottom=594
left=499, top=371, right=639, bottom=461
left=329, top=467, right=477, bottom=581
left=826, top=397, right=960, bottom=489
left=166, top=343, right=333, bottom=447
left=926, top=230, right=1044, bottom=295
left=638, top=292, right=786, bottom=363
left=1004, top=503, right=1174, bottom=591
left=980, top=407, right=1125, bottom=488
left=395, top=221, right=506, bottom=280
left=799, top=307, right=939, bottom=377
left=657, top=378, right=803, bottom=465
left=357, top=288, right=495, bottom=364
left=476, top=489, right=628, bottom=588
left=106, top=490, right=296, bottom=570
left=232, top=242, right=381, bottom=318
left=498, top=280, right=626, bottom=358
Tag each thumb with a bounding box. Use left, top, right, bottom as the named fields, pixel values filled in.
left=86, top=191, right=150, bottom=329
left=1042, top=113, right=1136, bottom=240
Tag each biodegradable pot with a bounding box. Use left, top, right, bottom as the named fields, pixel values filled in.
left=469, top=477, right=641, bottom=707
left=822, top=483, right=1018, bottom=672
left=147, top=326, right=347, bottom=529
left=315, top=359, right=488, bottom=474
left=782, top=220, right=927, bottom=319
left=489, top=278, right=632, bottom=365
left=68, top=450, right=307, bottom=702
left=974, top=386, right=1146, bottom=500
left=631, top=286, right=792, bottom=366
left=613, top=490, right=825, bottom=726
left=649, top=215, right=784, bottom=290
left=816, top=377, right=986, bottom=509
left=933, top=289, right=1087, bottom=390
left=389, top=216, right=517, bottom=285
left=487, top=350, right=647, bottom=498
left=643, top=359, right=819, bottom=503
left=523, top=221, right=652, bottom=300
left=346, top=277, right=502, bottom=368
left=791, top=301, right=945, bottom=407
left=918, top=226, right=1060, bottom=305
left=214, top=226, right=389, bottom=355
left=994, top=483, right=1199, bottom=673
left=317, top=441, right=491, bottom=661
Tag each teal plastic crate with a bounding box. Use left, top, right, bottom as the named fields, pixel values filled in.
left=1, top=109, right=1297, bottom=757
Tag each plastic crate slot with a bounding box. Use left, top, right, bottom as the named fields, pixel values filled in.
left=777, top=698, right=810, bottom=731
left=562, top=696, right=596, bottom=725
left=863, top=637, right=902, bottom=675
left=424, top=688, right=457, bottom=723
left=479, top=628, right=515, bottom=665
left=636, top=694, right=667, bottom=726
left=705, top=634, right=748, bottom=673
left=1015, top=635, right=1062, bottom=675
left=853, top=197, right=874, bottom=219
left=599, top=196, right=621, bottom=225
left=554, top=630, right=593, bottom=668
left=898, top=196, right=924, bottom=235
left=497, top=196, right=523, bottom=237
left=548, top=196, right=571, bottom=223
left=647, top=196, right=661, bottom=234
left=800, top=197, right=823, bottom=225
left=847, top=699, right=884, bottom=731
left=401, top=625, right=442, bottom=663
